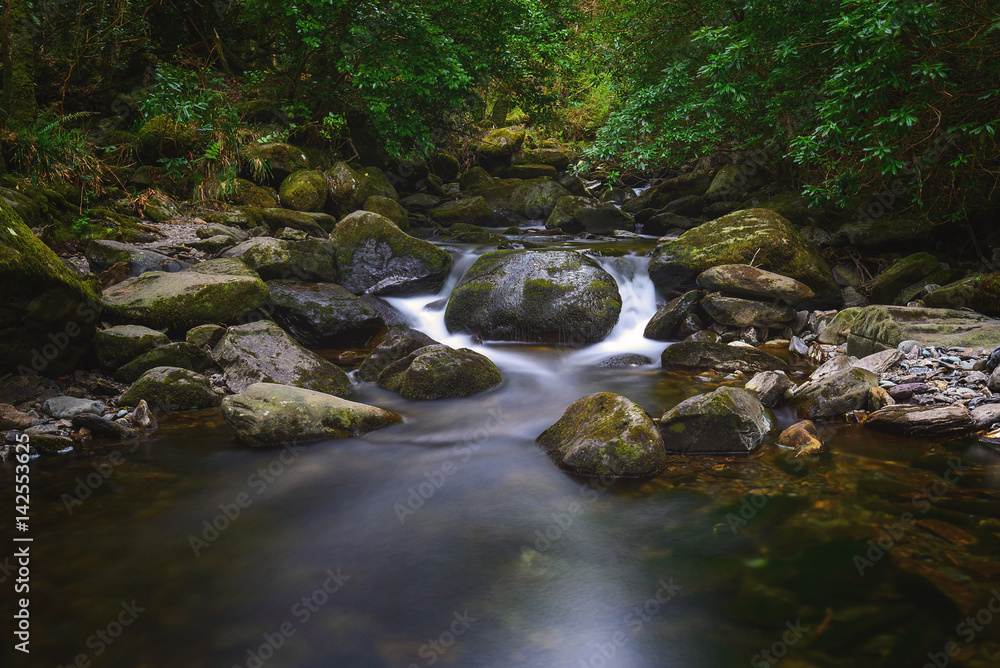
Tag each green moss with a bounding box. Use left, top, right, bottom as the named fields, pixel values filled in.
left=135, top=114, right=204, bottom=165
left=278, top=169, right=328, bottom=212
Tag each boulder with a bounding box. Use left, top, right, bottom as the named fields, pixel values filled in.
left=429, top=197, right=496, bottom=228
left=970, top=404, right=1000, bottom=429
left=701, top=293, right=796, bottom=328
left=865, top=405, right=976, bottom=438
left=789, top=367, right=878, bottom=419
left=278, top=169, right=328, bottom=212
left=428, top=151, right=461, bottom=181
left=364, top=196, right=409, bottom=231
left=119, top=366, right=218, bottom=411
left=925, top=273, right=1000, bottom=316
left=515, top=148, right=575, bottom=171
left=196, top=223, right=250, bottom=244
left=704, top=163, right=769, bottom=201
left=459, top=167, right=497, bottom=193
left=622, top=169, right=716, bottom=214
left=644, top=291, right=703, bottom=341
left=325, top=161, right=398, bottom=215
left=660, top=387, right=772, bottom=454
left=399, top=193, right=441, bottom=213
left=536, top=393, right=666, bottom=477
left=186, top=324, right=225, bottom=349
left=222, top=237, right=338, bottom=282
left=357, top=325, right=439, bottom=382
left=696, top=265, right=815, bottom=306
left=869, top=253, right=941, bottom=304
left=476, top=126, right=526, bottom=171
left=93, top=325, right=170, bottom=369
left=185, top=258, right=260, bottom=278
left=816, top=308, right=862, bottom=345
left=376, top=344, right=502, bottom=399
left=545, top=196, right=635, bottom=234
left=641, top=212, right=695, bottom=236
left=0, top=201, right=101, bottom=376
left=223, top=178, right=279, bottom=208
left=478, top=178, right=573, bottom=222
left=444, top=249, right=621, bottom=345
left=777, top=420, right=824, bottom=455
left=242, top=143, right=309, bottom=182
left=846, top=305, right=1000, bottom=357
left=135, top=114, right=204, bottom=164
left=854, top=348, right=904, bottom=375
left=501, top=164, right=558, bottom=180
left=213, top=320, right=351, bottom=395
left=660, top=341, right=788, bottom=374
left=221, top=382, right=401, bottom=446
left=745, top=371, right=792, bottom=408
left=101, top=268, right=269, bottom=331
left=115, top=342, right=213, bottom=383
left=329, top=211, right=452, bottom=296
left=648, top=209, right=839, bottom=305
left=833, top=217, right=933, bottom=251
left=42, top=396, right=105, bottom=419
left=263, top=280, right=384, bottom=348
left=84, top=240, right=190, bottom=276
left=257, top=208, right=328, bottom=237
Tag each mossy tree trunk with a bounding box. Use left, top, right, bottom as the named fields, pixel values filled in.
left=1, top=0, right=39, bottom=129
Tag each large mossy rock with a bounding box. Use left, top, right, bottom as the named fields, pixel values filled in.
left=648, top=209, right=839, bottom=305
left=428, top=151, right=461, bottom=180
left=545, top=196, right=635, bottom=234
left=788, top=367, right=878, bottom=419
left=444, top=249, right=621, bottom=345
left=429, top=196, right=496, bottom=228
left=622, top=169, right=717, bottom=214
left=376, top=344, right=502, bottom=400
left=659, top=386, right=772, bottom=454
left=357, top=325, right=439, bottom=382
left=846, top=305, right=1000, bottom=357
left=328, top=210, right=452, bottom=296
left=243, top=143, right=309, bottom=182
left=476, top=126, right=526, bottom=172
left=101, top=267, right=268, bottom=331
left=537, top=393, right=666, bottom=477
left=364, top=196, right=409, bottom=231
left=833, top=217, right=933, bottom=251
left=264, top=280, right=384, bottom=348
left=84, top=240, right=190, bottom=276
left=221, top=382, right=401, bottom=446
left=459, top=167, right=497, bottom=193
left=119, top=366, right=219, bottom=411
left=325, top=161, right=399, bottom=216
left=478, top=178, right=573, bottom=222
left=135, top=114, right=204, bottom=165
left=93, top=325, right=170, bottom=370
left=869, top=252, right=942, bottom=305
left=213, top=320, right=352, bottom=395
left=925, top=273, right=1000, bottom=317
left=660, top=341, right=788, bottom=374
left=515, top=148, right=576, bottom=172
left=116, top=341, right=212, bottom=383
left=0, top=201, right=101, bottom=376
left=223, top=178, right=278, bottom=208
left=696, top=265, right=815, bottom=306
left=278, top=169, right=328, bottom=212
left=222, top=237, right=338, bottom=282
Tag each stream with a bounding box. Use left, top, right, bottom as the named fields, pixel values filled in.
left=3, top=236, right=1000, bottom=668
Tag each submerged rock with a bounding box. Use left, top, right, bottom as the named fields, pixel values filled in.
left=536, top=393, right=666, bottom=477
left=376, top=344, right=502, bottom=400
left=660, top=341, right=788, bottom=374
left=660, top=387, right=772, bottom=454
left=444, top=249, right=621, bottom=345
left=777, top=420, right=824, bottom=456
left=120, top=366, right=219, bottom=411
left=221, top=382, right=401, bottom=446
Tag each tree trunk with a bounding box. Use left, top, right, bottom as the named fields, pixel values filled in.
left=1, top=0, right=39, bottom=128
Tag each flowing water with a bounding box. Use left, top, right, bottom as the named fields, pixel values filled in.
left=3, top=238, right=1000, bottom=668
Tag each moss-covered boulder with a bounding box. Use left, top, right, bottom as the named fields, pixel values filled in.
left=445, top=250, right=621, bottom=345
left=119, top=366, right=219, bottom=411
left=222, top=237, right=338, bottom=282
left=479, top=178, right=574, bottom=223
left=116, top=342, right=213, bottom=383
left=101, top=268, right=268, bottom=332
left=501, top=164, right=558, bottom=180
left=364, top=196, right=409, bottom=231
left=428, top=151, right=461, bottom=181
left=704, top=163, right=769, bottom=201
left=85, top=240, right=190, bottom=276
left=816, top=308, right=862, bottom=345
left=135, top=114, right=204, bottom=165
left=648, top=209, right=839, bottom=305
left=846, top=305, right=1000, bottom=356
left=545, top=196, right=635, bottom=235
left=660, top=386, right=773, bottom=454
left=788, top=367, right=878, bottom=419
left=622, top=168, right=717, bottom=214
left=697, top=265, right=815, bottom=306
left=221, top=382, right=401, bottom=446
left=515, top=148, right=576, bottom=172
left=660, top=341, right=788, bottom=374
left=264, top=280, right=384, bottom=348
left=925, top=273, right=1000, bottom=316
left=0, top=201, right=100, bottom=376
left=537, top=393, right=666, bottom=477
left=477, top=126, right=526, bottom=172
left=376, top=344, right=502, bottom=400
left=186, top=258, right=259, bottom=278
left=222, top=178, right=278, bottom=208
left=444, top=223, right=505, bottom=244
left=325, top=161, right=399, bottom=216
left=644, top=291, right=703, bottom=341
left=701, top=294, right=796, bottom=328
left=329, top=210, right=452, bottom=296
left=278, top=169, right=328, bottom=212
left=869, top=252, right=942, bottom=305
left=213, top=320, right=351, bottom=395
left=93, top=325, right=170, bottom=370
left=256, top=208, right=328, bottom=237
left=459, top=167, right=497, bottom=192
left=833, top=217, right=933, bottom=251
left=186, top=324, right=225, bottom=349
left=429, top=196, right=496, bottom=228
left=242, top=143, right=310, bottom=183
left=357, top=325, right=439, bottom=382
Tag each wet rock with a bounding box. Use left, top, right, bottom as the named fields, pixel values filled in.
left=888, top=383, right=930, bottom=402
left=221, top=382, right=401, bottom=446
left=537, top=393, right=666, bottom=477
left=686, top=330, right=721, bottom=344
left=85, top=240, right=190, bottom=276
left=701, top=293, right=796, bottom=328
left=865, top=404, right=975, bottom=437
left=101, top=268, right=269, bottom=332
left=329, top=210, right=452, bottom=296
left=598, top=354, right=653, bottom=368
left=186, top=324, right=225, bottom=349
left=445, top=249, right=621, bottom=346
left=846, top=305, right=1000, bottom=357
left=129, top=400, right=156, bottom=430
left=42, top=396, right=105, bottom=419
left=214, top=321, right=351, bottom=396
left=970, top=403, right=1000, bottom=429
left=278, top=169, right=328, bottom=212
left=869, top=253, right=941, bottom=304
left=789, top=367, right=878, bottom=419
left=364, top=196, right=410, bottom=231
left=119, top=367, right=218, bottom=411
left=429, top=196, right=496, bottom=228
left=788, top=336, right=810, bottom=358
left=93, top=325, right=171, bottom=370
left=357, top=325, right=439, bottom=382
left=696, top=265, right=815, bottom=306
left=115, top=342, right=214, bottom=383
left=545, top=196, right=634, bottom=235
left=854, top=348, right=904, bottom=375
left=223, top=237, right=338, bottom=282
left=777, top=420, right=824, bottom=456
left=643, top=291, right=703, bottom=341
left=660, top=386, right=772, bottom=454
left=71, top=413, right=137, bottom=439
left=660, top=341, right=788, bottom=374
left=264, top=280, right=384, bottom=348
left=0, top=404, right=35, bottom=429
left=745, top=371, right=792, bottom=408
left=376, top=344, right=502, bottom=400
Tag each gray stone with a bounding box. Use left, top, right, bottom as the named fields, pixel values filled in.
left=789, top=367, right=878, bottom=419
left=696, top=264, right=815, bottom=305
left=701, top=293, right=796, bottom=328
left=660, top=341, right=788, bottom=374
left=865, top=404, right=975, bottom=437
left=745, top=371, right=792, bottom=408
left=643, top=291, right=703, bottom=341
left=660, top=387, right=772, bottom=454
left=358, top=325, right=439, bottom=382
left=42, top=396, right=105, bottom=419
left=93, top=325, right=171, bottom=369
left=119, top=367, right=219, bottom=412
left=376, top=344, right=502, bottom=400
left=854, top=349, right=905, bottom=375
left=264, top=280, right=385, bottom=348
